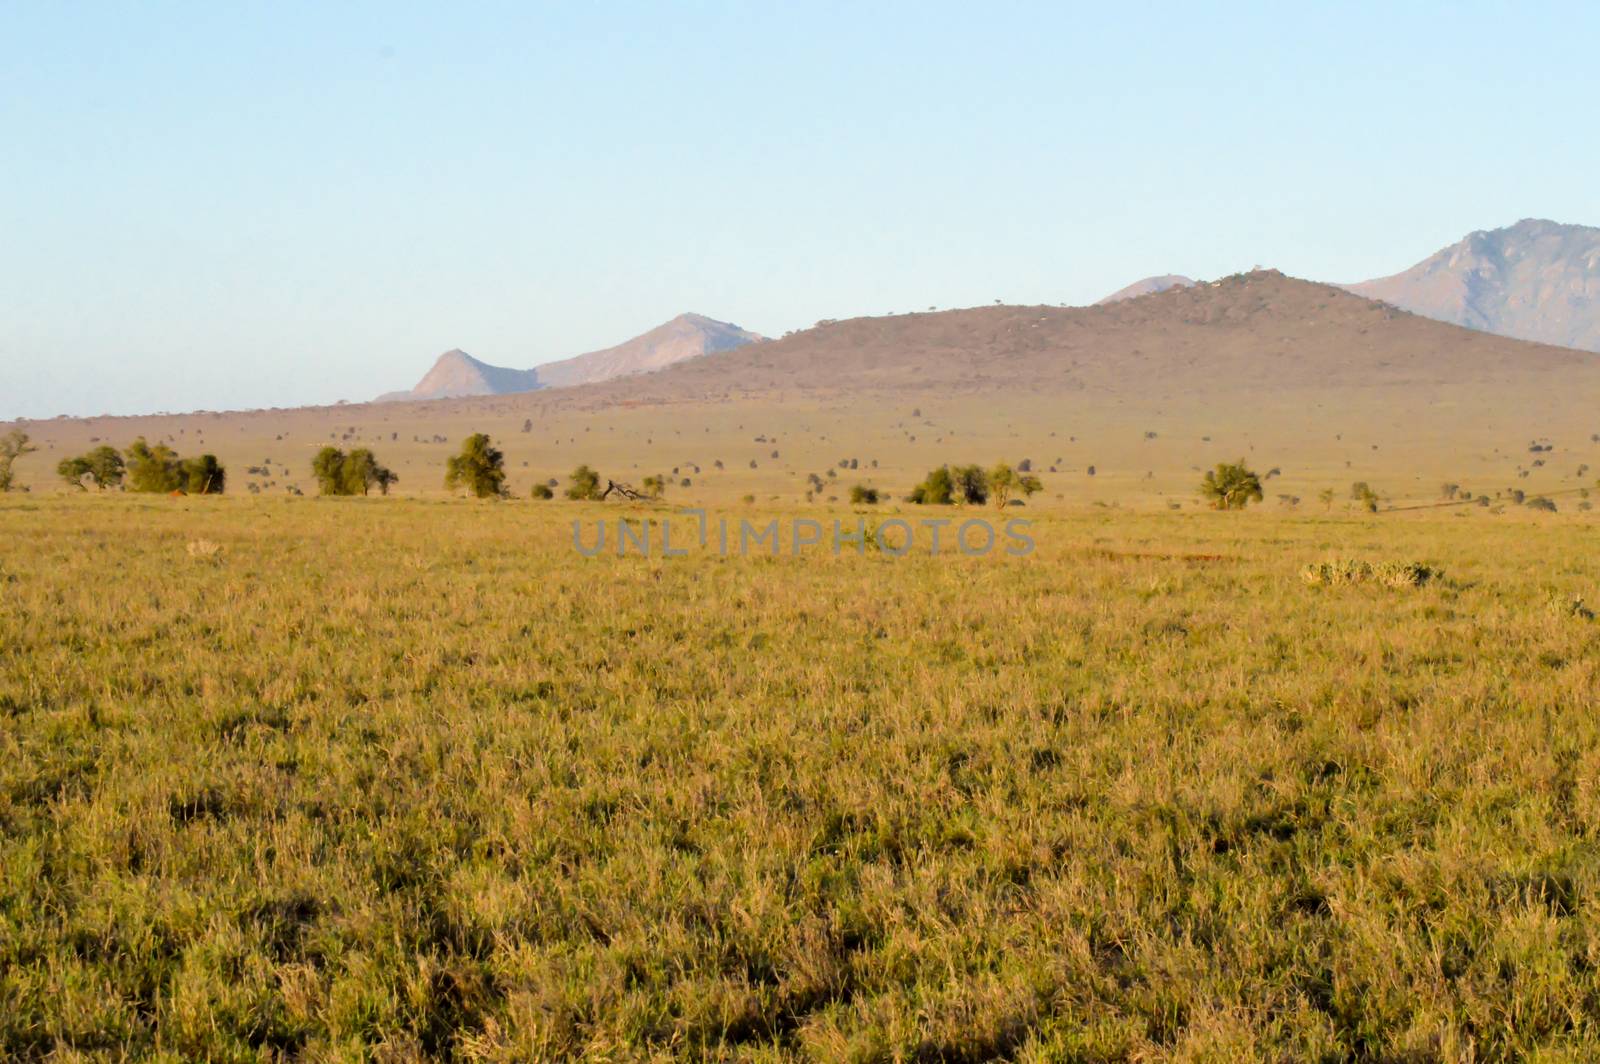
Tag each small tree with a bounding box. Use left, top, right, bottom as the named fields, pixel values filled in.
left=312, top=446, right=347, bottom=495
left=989, top=463, right=1043, bottom=508
left=1318, top=488, right=1336, bottom=512
left=1200, top=460, right=1263, bottom=510
left=343, top=448, right=396, bottom=496
left=126, top=438, right=184, bottom=493
left=316, top=446, right=396, bottom=496
left=566, top=464, right=603, bottom=501
left=641, top=474, right=666, bottom=500
left=0, top=430, right=38, bottom=492
left=84, top=446, right=125, bottom=490
left=57, top=455, right=92, bottom=490
left=445, top=434, right=506, bottom=498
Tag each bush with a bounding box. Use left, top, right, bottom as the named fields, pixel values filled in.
left=1200, top=461, right=1263, bottom=510
left=126, top=438, right=183, bottom=493
left=531, top=483, right=554, bottom=500
left=989, top=463, right=1042, bottom=508
left=444, top=434, right=506, bottom=498
left=907, top=466, right=955, bottom=505
left=1527, top=497, right=1558, bottom=513
left=181, top=454, right=227, bottom=495
left=849, top=484, right=880, bottom=505
left=566, top=465, right=603, bottom=501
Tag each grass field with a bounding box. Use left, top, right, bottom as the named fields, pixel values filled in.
left=4, top=496, right=1600, bottom=1060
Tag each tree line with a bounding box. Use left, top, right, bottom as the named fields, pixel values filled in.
left=52, top=438, right=226, bottom=494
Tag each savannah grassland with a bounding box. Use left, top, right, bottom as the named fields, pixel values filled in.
left=4, top=494, right=1600, bottom=1062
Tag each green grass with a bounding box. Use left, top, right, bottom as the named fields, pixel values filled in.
left=4, top=496, right=1600, bottom=1060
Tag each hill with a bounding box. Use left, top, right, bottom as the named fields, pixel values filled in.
left=1094, top=274, right=1195, bottom=304
left=378, top=313, right=762, bottom=401
left=533, top=313, right=763, bottom=388
left=375, top=349, right=540, bottom=402
left=1349, top=218, right=1600, bottom=352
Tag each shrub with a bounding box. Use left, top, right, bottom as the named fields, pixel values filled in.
left=566, top=465, right=603, bottom=501
left=126, top=439, right=186, bottom=493
left=444, top=434, right=507, bottom=498
left=1527, top=497, right=1558, bottom=513
left=907, top=466, right=955, bottom=505
left=181, top=454, right=227, bottom=495
left=531, top=483, right=554, bottom=500
left=953, top=465, right=989, bottom=505
left=1200, top=461, right=1264, bottom=510
left=849, top=484, right=880, bottom=505
left=989, top=463, right=1042, bottom=508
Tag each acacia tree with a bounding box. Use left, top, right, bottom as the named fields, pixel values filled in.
left=0, top=430, right=38, bottom=492
left=445, top=434, right=506, bottom=498
left=83, top=446, right=125, bottom=490
left=57, top=455, right=93, bottom=490
left=640, top=474, right=666, bottom=500
left=1199, top=460, right=1263, bottom=510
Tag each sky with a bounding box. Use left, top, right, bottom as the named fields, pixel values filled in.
left=3, top=1, right=1598, bottom=419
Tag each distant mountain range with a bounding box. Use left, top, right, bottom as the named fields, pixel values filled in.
left=1348, top=219, right=1600, bottom=353
left=378, top=313, right=763, bottom=402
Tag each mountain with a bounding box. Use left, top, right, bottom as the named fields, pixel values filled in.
left=375, top=350, right=540, bottom=402
left=1094, top=274, right=1196, bottom=305
left=533, top=313, right=763, bottom=388
left=379, top=313, right=762, bottom=401
left=581, top=269, right=1595, bottom=405
left=1348, top=219, right=1600, bottom=352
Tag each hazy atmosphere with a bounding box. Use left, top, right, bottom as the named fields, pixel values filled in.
left=5, top=1, right=1599, bottom=417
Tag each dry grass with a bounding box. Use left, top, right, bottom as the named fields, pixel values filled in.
left=4, top=495, right=1600, bottom=1060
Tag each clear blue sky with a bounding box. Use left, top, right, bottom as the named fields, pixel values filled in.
left=4, top=1, right=1597, bottom=418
